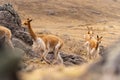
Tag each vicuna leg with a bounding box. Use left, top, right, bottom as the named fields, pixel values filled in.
left=83, top=41, right=90, bottom=56
left=90, top=48, right=96, bottom=59
left=53, top=42, right=63, bottom=64
left=87, top=46, right=90, bottom=56
left=93, top=48, right=100, bottom=59
left=57, top=52, right=63, bottom=64
left=53, top=49, right=64, bottom=65
left=53, top=47, right=59, bottom=64
left=41, top=49, right=50, bottom=64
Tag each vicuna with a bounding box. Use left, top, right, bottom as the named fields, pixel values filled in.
left=84, top=27, right=102, bottom=58
left=23, top=18, right=64, bottom=64
left=0, top=26, right=14, bottom=49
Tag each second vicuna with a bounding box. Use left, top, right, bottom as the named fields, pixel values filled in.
left=0, top=26, right=14, bottom=49
left=84, top=27, right=102, bottom=59
left=23, top=18, right=64, bottom=64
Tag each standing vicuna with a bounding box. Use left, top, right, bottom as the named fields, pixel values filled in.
left=84, top=26, right=94, bottom=55
left=84, top=27, right=102, bottom=59
left=0, top=26, right=14, bottom=49
left=23, top=18, right=64, bottom=64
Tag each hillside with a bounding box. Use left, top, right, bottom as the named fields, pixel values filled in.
left=1, top=0, right=120, bottom=80
left=0, top=0, right=120, bottom=52
left=1, top=0, right=120, bottom=24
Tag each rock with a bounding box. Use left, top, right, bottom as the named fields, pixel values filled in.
left=0, top=29, right=21, bottom=80
left=12, top=38, right=33, bottom=56
left=0, top=3, right=33, bottom=46
left=45, top=52, right=87, bottom=66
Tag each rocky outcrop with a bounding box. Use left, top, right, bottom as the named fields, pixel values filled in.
left=0, top=3, right=33, bottom=46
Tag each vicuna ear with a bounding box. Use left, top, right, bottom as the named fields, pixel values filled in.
left=100, top=36, right=103, bottom=39
left=87, top=30, right=90, bottom=34
left=87, top=26, right=93, bottom=30
left=97, top=35, right=99, bottom=39
left=87, top=26, right=90, bottom=33
left=27, top=18, right=30, bottom=21
left=87, top=26, right=90, bottom=30
left=97, top=35, right=103, bottom=40
left=29, top=19, right=32, bottom=22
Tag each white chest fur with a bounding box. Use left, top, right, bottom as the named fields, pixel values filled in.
left=32, top=38, right=46, bottom=54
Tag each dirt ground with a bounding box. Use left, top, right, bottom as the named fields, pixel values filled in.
left=1, top=0, right=120, bottom=80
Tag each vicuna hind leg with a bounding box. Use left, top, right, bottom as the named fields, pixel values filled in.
left=53, top=48, right=59, bottom=64
left=57, top=52, right=63, bottom=65
left=53, top=43, right=63, bottom=64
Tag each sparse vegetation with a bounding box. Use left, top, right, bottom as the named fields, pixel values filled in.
left=0, top=0, right=120, bottom=80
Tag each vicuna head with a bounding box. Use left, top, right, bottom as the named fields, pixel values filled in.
left=95, top=35, right=103, bottom=51
left=23, top=18, right=32, bottom=26
left=97, top=35, right=103, bottom=44
left=87, top=26, right=94, bottom=35
left=84, top=26, right=94, bottom=41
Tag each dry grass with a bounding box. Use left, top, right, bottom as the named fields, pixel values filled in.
left=18, top=63, right=89, bottom=80
left=1, top=0, right=120, bottom=80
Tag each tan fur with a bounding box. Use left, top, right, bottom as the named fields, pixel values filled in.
left=40, top=34, right=63, bottom=50
left=23, top=18, right=37, bottom=40
left=0, top=26, right=14, bottom=49
left=23, top=18, right=64, bottom=64
left=88, top=37, right=97, bottom=49
left=0, top=26, right=11, bottom=39
left=84, top=27, right=102, bottom=59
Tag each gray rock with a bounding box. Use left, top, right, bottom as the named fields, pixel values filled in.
left=0, top=3, right=33, bottom=46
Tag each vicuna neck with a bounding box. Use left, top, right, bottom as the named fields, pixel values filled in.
left=27, top=23, right=37, bottom=40
left=95, top=42, right=99, bottom=50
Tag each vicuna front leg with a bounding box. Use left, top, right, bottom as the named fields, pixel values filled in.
left=87, top=46, right=91, bottom=56
left=41, top=49, right=50, bottom=64
left=90, top=48, right=96, bottom=59
left=83, top=41, right=90, bottom=56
